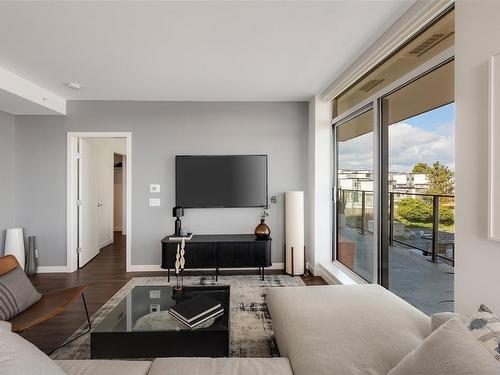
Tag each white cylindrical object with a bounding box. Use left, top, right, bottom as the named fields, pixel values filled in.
left=4, top=228, right=25, bottom=270
left=285, top=191, right=304, bottom=275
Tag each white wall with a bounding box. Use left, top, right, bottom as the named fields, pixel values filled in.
left=0, top=110, right=15, bottom=252
left=455, top=0, right=500, bottom=315
left=307, top=95, right=333, bottom=273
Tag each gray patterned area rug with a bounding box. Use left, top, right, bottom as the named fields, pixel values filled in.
left=50, top=274, right=304, bottom=360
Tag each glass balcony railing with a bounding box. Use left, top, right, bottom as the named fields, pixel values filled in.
left=337, top=188, right=455, bottom=314
left=339, top=188, right=455, bottom=266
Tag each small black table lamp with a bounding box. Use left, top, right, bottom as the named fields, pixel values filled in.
left=173, top=206, right=184, bottom=236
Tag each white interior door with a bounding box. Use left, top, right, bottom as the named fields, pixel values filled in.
left=122, top=156, right=126, bottom=235
left=78, top=138, right=100, bottom=267
left=97, top=145, right=113, bottom=248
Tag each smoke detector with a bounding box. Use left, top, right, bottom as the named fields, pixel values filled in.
left=66, top=82, right=82, bottom=90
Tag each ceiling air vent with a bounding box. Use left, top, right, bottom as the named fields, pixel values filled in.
left=358, top=79, right=385, bottom=93
left=407, top=32, right=453, bottom=57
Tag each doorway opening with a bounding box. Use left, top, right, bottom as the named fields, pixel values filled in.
left=67, top=132, right=132, bottom=273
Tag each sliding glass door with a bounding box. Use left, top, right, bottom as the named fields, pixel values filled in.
left=381, top=60, right=455, bottom=314
left=335, top=108, right=375, bottom=282
left=332, top=8, right=455, bottom=315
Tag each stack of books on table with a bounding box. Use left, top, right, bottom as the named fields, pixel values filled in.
left=168, top=232, right=194, bottom=241
left=169, top=294, right=223, bottom=329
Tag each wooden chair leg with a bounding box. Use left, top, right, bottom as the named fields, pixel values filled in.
left=48, top=293, right=92, bottom=356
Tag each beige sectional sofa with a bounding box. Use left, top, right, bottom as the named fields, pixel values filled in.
left=54, top=358, right=293, bottom=375
left=267, top=284, right=430, bottom=375
left=3, top=284, right=495, bottom=374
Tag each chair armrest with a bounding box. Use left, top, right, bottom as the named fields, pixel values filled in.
left=9, top=284, right=88, bottom=332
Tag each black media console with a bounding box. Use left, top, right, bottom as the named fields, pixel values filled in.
left=161, top=234, right=272, bottom=281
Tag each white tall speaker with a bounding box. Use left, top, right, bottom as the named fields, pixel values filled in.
left=4, top=228, right=25, bottom=270
left=285, top=191, right=305, bottom=275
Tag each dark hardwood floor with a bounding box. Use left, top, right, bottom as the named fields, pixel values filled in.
left=26, top=233, right=326, bottom=353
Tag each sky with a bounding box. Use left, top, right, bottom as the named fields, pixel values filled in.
left=338, top=103, right=455, bottom=173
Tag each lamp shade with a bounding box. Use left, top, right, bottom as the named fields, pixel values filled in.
left=4, top=228, right=25, bottom=270
left=285, top=191, right=305, bottom=275
left=172, top=206, right=184, bottom=218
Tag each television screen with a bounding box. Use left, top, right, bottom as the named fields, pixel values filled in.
left=175, top=155, right=268, bottom=208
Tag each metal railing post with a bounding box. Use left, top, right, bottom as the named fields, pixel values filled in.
left=361, top=191, right=365, bottom=234
left=432, top=195, right=439, bottom=263
left=389, top=193, right=394, bottom=246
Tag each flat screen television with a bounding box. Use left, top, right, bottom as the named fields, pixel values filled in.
left=175, top=155, right=268, bottom=208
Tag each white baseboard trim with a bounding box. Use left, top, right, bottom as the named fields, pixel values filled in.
left=318, top=261, right=367, bottom=285
left=127, top=263, right=285, bottom=273
left=317, top=264, right=340, bottom=285
left=127, top=264, right=163, bottom=272
left=37, top=266, right=70, bottom=273
left=306, top=262, right=317, bottom=276
left=99, top=239, right=113, bottom=249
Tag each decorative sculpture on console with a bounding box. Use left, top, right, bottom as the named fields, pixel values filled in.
left=174, top=239, right=186, bottom=291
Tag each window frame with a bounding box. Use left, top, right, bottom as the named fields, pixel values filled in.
left=331, top=47, right=455, bottom=285
left=333, top=104, right=374, bottom=281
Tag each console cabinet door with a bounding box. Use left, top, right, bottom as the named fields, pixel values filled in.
left=217, top=241, right=270, bottom=268
left=163, top=242, right=217, bottom=269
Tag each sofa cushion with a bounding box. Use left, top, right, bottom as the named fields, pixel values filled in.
left=148, top=357, right=293, bottom=375
left=431, top=311, right=467, bottom=332
left=0, top=266, right=41, bottom=320
left=0, top=320, right=12, bottom=332
left=388, top=318, right=500, bottom=375
left=56, top=360, right=151, bottom=375
left=465, top=304, right=500, bottom=361
left=0, top=325, right=65, bottom=375
left=267, top=284, right=430, bottom=375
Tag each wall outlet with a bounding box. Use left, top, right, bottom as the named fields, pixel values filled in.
left=150, top=184, right=160, bottom=193
left=149, top=198, right=161, bottom=207
left=150, top=304, right=161, bottom=313
left=149, top=290, right=161, bottom=299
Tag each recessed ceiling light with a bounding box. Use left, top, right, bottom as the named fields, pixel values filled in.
left=66, top=82, right=82, bottom=90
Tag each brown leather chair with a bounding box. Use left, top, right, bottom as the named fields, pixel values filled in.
left=0, top=255, right=91, bottom=353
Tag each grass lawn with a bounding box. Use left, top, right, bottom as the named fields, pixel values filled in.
left=398, top=218, right=455, bottom=233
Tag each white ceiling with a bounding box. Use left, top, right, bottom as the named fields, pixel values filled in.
left=0, top=1, right=414, bottom=102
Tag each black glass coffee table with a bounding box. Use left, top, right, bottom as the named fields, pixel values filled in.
left=90, top=285, right=230, bottom=359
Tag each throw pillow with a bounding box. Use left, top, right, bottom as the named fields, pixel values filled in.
left=466, top=304, right=500, bottom=361
left=431, top=311, right=467, bottom=332
left=0, top=266, right=41, bottom=320
left=388, top=318, right=500, bottom=375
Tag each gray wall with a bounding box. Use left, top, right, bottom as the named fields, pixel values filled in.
left=0, top=110, right=15, bottom=253
left=14, top=101, right=308, bottom=267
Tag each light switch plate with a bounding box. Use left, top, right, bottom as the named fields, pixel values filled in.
left=149, top=198, right=161, bottom=207
left=150, top=184, right=160, bottom=193
left=149, top=290, right=161, bottom=299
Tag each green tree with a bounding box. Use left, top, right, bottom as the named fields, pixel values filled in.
left=412, top=162, right=431, bottom=174
left=411, top=161, right=455, bottom=195
left=426, top=161, right=455, bottom=195
left=397, top=198, right=433, bottom=223
left=439, top=206, right=454, bottom=225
